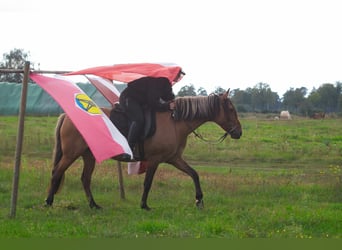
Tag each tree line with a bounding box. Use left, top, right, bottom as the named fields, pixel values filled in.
left=177, top=82, right=342, bottom=116
left=2, top=48, right=342, bottom=116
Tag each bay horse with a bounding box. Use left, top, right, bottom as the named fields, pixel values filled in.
left=45, top=90, right=242, bottom=210
left=311, top=112, right=326, bottom=119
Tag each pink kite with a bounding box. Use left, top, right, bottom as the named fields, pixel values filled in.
left=30, top=73, right=132, bottom=163
left=65, top=63, right=184, bottom=85
left=85, top=74, right=120, bottom=106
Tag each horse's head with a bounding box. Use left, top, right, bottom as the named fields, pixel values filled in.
left=216, top=89, right=242, bottom=139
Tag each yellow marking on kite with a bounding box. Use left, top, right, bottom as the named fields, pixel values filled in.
left=75, top=93, right=102, bottom=115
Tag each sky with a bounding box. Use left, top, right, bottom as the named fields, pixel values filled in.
left=1, top=0, right=342, bottom=97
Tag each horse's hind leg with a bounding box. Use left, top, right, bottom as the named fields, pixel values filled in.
left=46, top=157, right=75, bottom=206
left=81, top=150, right=101, bottom=209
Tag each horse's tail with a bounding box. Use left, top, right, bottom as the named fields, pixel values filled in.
left=51, top=113, right=66, bottom=194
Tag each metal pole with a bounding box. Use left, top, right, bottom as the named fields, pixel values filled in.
left=10, top=61, right=30, bottom=218
left=117, top=161, right=125, bottom=199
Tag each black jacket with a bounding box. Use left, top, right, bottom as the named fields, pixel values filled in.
left=120, top=77, right=175, bottom=111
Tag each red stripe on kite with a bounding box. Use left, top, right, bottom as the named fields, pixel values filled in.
left=85, top=75, right=120, bottom=106
left=65, top=63, right=183, bottom=85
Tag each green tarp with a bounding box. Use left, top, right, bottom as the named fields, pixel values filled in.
left=0, top=82, right=114, bottom=115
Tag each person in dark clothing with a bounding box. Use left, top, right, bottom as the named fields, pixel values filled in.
left=119, top=76, right=176, bottom=150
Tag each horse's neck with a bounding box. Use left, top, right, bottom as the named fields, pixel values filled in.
left=181, top=119, right=208, bottom=136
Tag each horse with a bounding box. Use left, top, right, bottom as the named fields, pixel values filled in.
left=280, top=110, right=292, bottom=120
left=311, top=112, right=325, bottom=119
left=45, top=90, right=242, bottom=210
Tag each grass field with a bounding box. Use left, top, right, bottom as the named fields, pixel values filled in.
left=0, top=114, right=341, bottom=238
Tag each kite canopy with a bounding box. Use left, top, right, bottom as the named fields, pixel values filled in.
left=30, top=73, right=132, bottom=163
left=65, top=63, right=184, bottom=85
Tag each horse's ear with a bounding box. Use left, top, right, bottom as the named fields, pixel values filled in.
left=223, top=88, right=230, bottom=99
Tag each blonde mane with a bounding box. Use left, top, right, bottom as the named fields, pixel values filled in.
left=173, top=95, right=220, bottom=121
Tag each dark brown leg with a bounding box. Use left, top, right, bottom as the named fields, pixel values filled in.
left=168, top=157, right=204, bottom=209
left=140, top=162, right=158, bottom=210
left=45, top=157, right=75, bottom=206
left=81, top=151, right=101, bottom=209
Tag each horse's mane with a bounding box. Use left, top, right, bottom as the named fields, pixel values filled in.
left=173, top=94, right=220, bottom=121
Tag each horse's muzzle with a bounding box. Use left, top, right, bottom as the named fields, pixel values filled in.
left=228, top=126, right=242, bottom=139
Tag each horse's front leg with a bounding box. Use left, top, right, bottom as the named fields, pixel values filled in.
left=140, top=162, right=158, bottom=210
left=81, top=151, right=101, bottom=209
left=168, top=157, right=204, bottom=209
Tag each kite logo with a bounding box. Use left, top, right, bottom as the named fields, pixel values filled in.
left=75, top=93, right=102, bottom=115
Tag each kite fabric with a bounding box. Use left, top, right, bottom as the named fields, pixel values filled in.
left=65, top=63, right=184, bottom=85
left=128, top=161, right=148, bottom=175
left=30, top=73, right=132, bottom=163
left=85, top=74, right=120, bottom=105
left=83, top=74, right=146, bottom=174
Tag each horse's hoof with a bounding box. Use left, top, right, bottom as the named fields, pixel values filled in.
left=196, top=199, right=204, bottom=209
left=141, top=204, right=152, bottom=211
left=89, top=201, right=102, bottom=209
left=45, top=199, right=53, bottom=207
left=90, top=204, right=102, bottom=209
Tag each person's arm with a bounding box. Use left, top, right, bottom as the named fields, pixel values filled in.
left=154, top=99, right=173, bottom=111
left=147, top=78, right=175, bottom=111
left=169, top=100, right=175, bottom=110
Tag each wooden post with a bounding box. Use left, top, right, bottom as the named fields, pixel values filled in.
left=10, top=61, right=30, bottom=218
left=117, top=161, right=125, bottom=199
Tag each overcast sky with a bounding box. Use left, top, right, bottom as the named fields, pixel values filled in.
left=1, top=0, right=341, bottom=96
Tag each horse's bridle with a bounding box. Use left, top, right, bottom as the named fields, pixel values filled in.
left=191, top=129, right=228, bottom=144
left=191, top=124, right=238, bottom=144
left=227, top=125, right=238, bottom=135
left=193, top=95, right=241, bottom=143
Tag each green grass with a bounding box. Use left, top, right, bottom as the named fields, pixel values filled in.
left=0, top=115, right=342, bottom=238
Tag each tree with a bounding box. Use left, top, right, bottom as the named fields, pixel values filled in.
left=282, top=87, right=307, bottom=114
left=317, top=83, right=340, bottom=113
left=197, top=87, right=208, bottom=96
left=336, top=82, right=342, bottom=113
left=338, top=93, right=342, bottom=114
left=307, top=83, right=341, bottom=113
left=177, top=84, right=197, bottom=96
left=231, top=88, right=252, bottom=112
left=213, top=86, right=226, bottom=95
left=0, top=48, right=31, bottom=83
left=307, top=88, right=321, bottom=115
left=249, top=83, right=280, bottom=112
